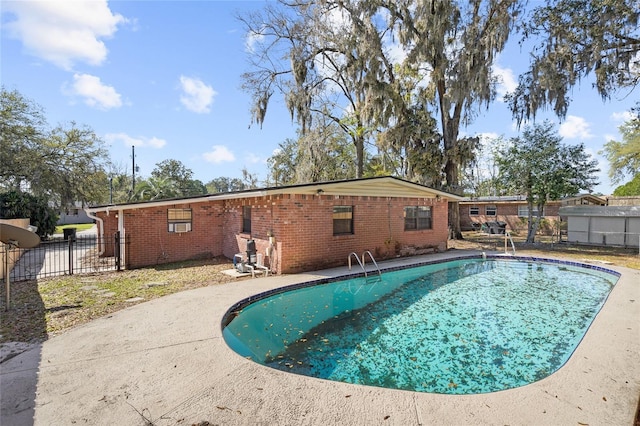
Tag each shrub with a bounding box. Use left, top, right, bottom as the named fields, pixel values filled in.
left=0, top=191, right=58, bottom=238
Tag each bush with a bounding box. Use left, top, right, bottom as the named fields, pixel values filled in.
left=0, top=191, right=58, bottom=238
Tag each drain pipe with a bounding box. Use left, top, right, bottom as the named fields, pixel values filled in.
left=84, top=209, right=105, bottom=255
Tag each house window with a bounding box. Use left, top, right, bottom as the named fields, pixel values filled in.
left=518, top=206, right=541, bottom=217
left=469, top=206, right=479, bottom=216
left=242, top=206, right=251, bottom=233
left=333, top=206, right=353, bottom=235
left=168, top=208, right=192, bottom=233
left=485, top=205, right=497, bottom=216
left=404, top=206, right=432, bottom=230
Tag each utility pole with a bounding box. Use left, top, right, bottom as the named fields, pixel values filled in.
left=131, top=145, right=136, bottom=197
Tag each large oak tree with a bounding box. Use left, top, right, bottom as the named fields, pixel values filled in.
left=509, top=0, right=640, bottom=124
left=1, top=88, right=110, bottom=208
left=240, top=0, right=400, bottom=179
left=241, top=1, right=522, bottom=238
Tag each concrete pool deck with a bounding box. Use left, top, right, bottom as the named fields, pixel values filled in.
left=1, top=251, right=639, bottom=425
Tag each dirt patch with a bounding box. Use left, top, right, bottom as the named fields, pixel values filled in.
left=449, top=232, right=640, bottom=270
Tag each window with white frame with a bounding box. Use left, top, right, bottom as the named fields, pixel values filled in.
left=469, top=206, right=479, bottom=216
left=485, top=205, right=497, bottom=216
left=518, top=205, right=541, bottom=217
left=168, top=208, right=192, bottom=233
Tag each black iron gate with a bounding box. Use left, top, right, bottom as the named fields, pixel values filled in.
left=5, top=232, right=125, bottom=282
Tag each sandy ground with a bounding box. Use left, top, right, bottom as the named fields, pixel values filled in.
left=1, top=251, right=639, bottom=425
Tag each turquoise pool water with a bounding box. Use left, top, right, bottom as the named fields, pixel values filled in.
left=222, top=258, right=619, bottom=394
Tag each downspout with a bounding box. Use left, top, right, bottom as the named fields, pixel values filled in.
left=84, top=209, right=105, bottom=255
left=118, top=209, right=125, bottom=268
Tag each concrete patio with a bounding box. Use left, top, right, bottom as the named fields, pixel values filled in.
left=1, top=251, right=639, bottom=425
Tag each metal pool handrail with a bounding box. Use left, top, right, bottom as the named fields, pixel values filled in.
left=504, top=231, right=516, bottom=255
left=362, top=250, right=382, bottom=277
left=348, top=252, right=367, bottom=277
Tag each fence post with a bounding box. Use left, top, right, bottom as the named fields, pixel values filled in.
left=114, top=231, right=121, bottom=271
left=68, top=237, right=74, bottom=275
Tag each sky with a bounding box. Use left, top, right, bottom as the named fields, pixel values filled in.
left=1, top=1, right=637, bottom=196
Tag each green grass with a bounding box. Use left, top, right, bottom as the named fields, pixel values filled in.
left=0, top=257, right=240, bottom=343
left=54, top=223, right=96, bottom=234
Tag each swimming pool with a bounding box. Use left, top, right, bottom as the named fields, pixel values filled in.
left=222, top=257, right=619, bottom=394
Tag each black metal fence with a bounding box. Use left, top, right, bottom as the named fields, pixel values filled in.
left=5, top=232, right=125, bottom=282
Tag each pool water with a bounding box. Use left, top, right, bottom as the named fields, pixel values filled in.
left=222, top=258, right=618, bottom=394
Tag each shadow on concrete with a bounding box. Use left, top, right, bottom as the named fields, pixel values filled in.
left=10, top=246, right=46, bottom=281
left=1, top=278, right=46, bottom=425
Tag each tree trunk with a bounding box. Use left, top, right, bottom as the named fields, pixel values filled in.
left=445, top=161, right=462, bottom=239
left=526, top=202, right=545, bottom=243
left=355, top=134, right=364, bottom=178
left=526, top=201, right=534, bottom=243
left=526, top=219, right=537, bottom=243
left=448, top=202, right=462, bottom=239
left=443, top=114, right=463, bottom=239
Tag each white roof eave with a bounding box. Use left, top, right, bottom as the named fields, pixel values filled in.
left=85, top=177, right=463, bottom=213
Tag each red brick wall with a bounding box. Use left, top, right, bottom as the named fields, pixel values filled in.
left=266, top=194, right=448, bottom=273
left=222, top=197, right=275, bottom=271
left=96, top=194, right=450, bottom=273
left=460, top=202, right=561, bottom=234
left=95, top=212, right=119, bottom=257
left=97, top=202, right=224, bottom=269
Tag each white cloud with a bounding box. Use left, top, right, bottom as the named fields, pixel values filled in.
left=603, top=133, right=617, bottom=143
left=493, top=64, right=517, bottom=99
left=559, top=115, right=594, bottom=139
left=3, top=0, right=126, bottom=70
left=323, top=6, right=351, bottom=32
left=610, top=110, right=633, bottom=123
left=381, top=23, right=407, bottom=66
left=146, top=137, right=167, bottom=149
left=179, top=76, right=216, bottom=113
left=203, top=145, right=235, bottom=164
left=105, top=133, right=166, bottom=149
left=244, top=29, right=264, bottom=53
left=245, top=153, right=262, bottom=164
left=65, top=73, right=122, bottom=110
left=478, top=132, right=500, bottom=144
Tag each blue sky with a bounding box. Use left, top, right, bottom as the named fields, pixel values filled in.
left=2, top=1, right=637, bottom=195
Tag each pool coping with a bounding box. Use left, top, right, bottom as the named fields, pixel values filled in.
left=1, top=250, right=638, bottom=425
left=222, top=253, right=622, bottom=327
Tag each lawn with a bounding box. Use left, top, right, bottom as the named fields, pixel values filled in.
left=0, top=257, right=242, bottom=343
left=54, top=223, right=96, bottom=234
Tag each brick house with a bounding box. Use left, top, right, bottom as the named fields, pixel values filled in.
left=459, top=194, right=606, bottom=234
left=85, top=176, right=463, bottom=274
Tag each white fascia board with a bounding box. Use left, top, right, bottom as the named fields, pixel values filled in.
left=207, top=191, right=268, bottom=201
